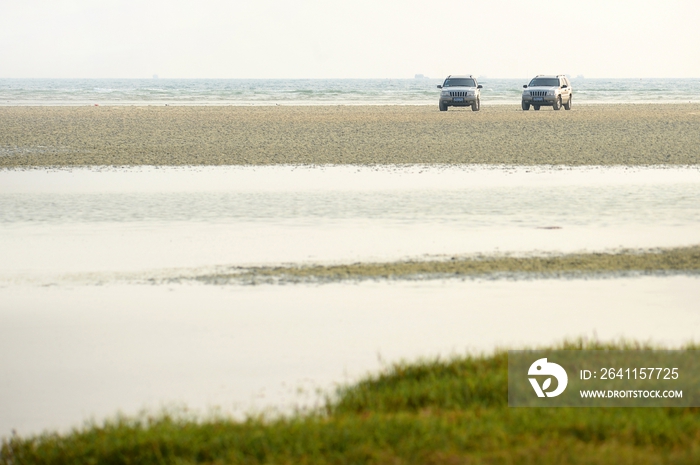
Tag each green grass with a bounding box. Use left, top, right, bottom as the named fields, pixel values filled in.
left=3, top=340, right=700, bottom=464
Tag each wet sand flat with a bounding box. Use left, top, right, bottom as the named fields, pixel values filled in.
left=190, top=246, right=700, bottom=285
left=1, top=104, right=699, bottom=167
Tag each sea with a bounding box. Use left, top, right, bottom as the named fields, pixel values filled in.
left=1, top=77, right=699, bottom=106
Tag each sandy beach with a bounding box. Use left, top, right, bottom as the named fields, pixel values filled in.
left=2, top=104, right=700, bottom=167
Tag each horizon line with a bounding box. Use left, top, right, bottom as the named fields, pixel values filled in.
left=1, top=76, right=699, bottom=80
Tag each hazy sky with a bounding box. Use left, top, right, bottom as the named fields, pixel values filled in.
left=2, top=0, right=699, bottom=79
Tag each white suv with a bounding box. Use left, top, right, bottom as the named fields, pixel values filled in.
left=437, top=75, right=483, bottom=111
left=521, top=75, right=572, bottom=111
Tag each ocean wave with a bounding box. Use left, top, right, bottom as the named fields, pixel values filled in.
left=1, top=78, right=699, bottom=106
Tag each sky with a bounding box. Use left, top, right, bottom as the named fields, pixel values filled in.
left=1, top=0, right=699, bottom=79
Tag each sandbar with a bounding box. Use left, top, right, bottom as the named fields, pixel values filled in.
left=1, top=104, right=699, bottom=167
left=185, top=246, right=700, bottom=284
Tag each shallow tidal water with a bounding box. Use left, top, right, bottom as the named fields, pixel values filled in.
left=2, top=277, right=699, bottom=437
left=1, top=165, right=699, bottom=281
left=1, top=165, right=699, bottom=437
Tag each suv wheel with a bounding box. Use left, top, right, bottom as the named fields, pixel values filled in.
left=471, top=97, right=480, bottom=112
left=552, top=96, right=562, bottom=111
left=564, top=94, right=572, bottom=110
left=439, top=102, right=447, bottom=111
left=522, top=101, right=530, bottom=111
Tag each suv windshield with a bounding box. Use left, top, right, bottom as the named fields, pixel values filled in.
left=443, top=78, right=476, bottom=87
left=529, top=78, right=560, bottom=87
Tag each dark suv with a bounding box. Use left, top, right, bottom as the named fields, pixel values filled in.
left=521, top=75, right=572, bottom=111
